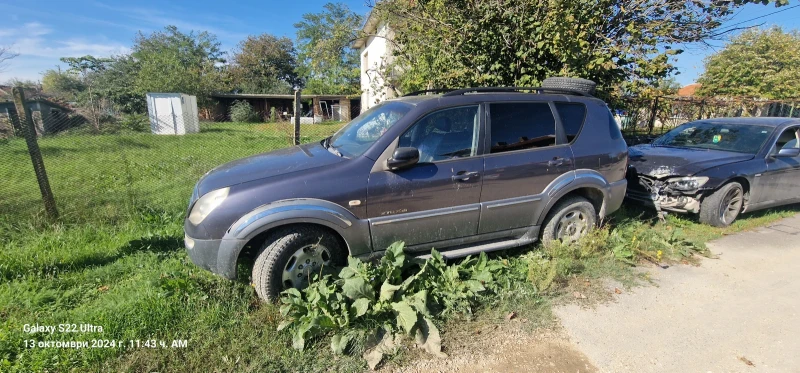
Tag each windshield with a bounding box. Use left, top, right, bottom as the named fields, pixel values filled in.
left=652, top=121, right=773, bottom=154
left=327, top=102, right=412, bottom=158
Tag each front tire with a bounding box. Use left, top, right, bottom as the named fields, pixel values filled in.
left=252, top=226, right=345, bottom=302
left=699, top=182, right=744, bottom=227
left=540, top=196, right=597, bottom=245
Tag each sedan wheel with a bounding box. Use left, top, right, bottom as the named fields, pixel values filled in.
left=699, top=181, right=744, bottom=227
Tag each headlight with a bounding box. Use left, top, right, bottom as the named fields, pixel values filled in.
left=666, top=176, right=709, bottom=191
left=188, top=187, right=230, bottom=225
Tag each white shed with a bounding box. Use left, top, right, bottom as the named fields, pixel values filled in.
left=146, top=93, right=200, bottom=135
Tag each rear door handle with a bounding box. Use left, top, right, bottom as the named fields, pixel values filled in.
left=548, top=157, right=568, bottom=167
left=453, top=171, right=480, bottom=182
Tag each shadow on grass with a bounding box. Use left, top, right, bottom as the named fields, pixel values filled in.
left=0, top=235, right=183, bottom=281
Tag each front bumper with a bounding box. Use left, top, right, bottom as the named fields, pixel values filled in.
left=184, top=234, right=246, bottom=280
left=625, top=189, right=701, bottom=214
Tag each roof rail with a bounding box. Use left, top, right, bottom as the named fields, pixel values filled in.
left=402, top=89, right=455, bottom=97
left=442, top=87, right=591, bottom=97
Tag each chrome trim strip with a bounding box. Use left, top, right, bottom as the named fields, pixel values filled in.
left=234, top=204, right=352, bottom=235
left=371, top=205, right=480, bottom=226
left=485, top=196, right=542, bottom=209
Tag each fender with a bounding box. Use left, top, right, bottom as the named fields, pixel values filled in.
left=536, top=169, right=626, bottom=226
left=216, top=198, right=372, bottom=278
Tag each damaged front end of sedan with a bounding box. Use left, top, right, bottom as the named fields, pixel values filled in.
left=626, top=167, right=712, bottom=215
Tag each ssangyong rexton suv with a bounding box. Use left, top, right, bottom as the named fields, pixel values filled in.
left=184, top=78, right=628, bottom=301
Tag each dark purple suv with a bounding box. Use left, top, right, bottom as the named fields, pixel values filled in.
left=184, top=80, right=628, bottom=301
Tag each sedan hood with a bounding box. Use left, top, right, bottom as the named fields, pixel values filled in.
left=196, top=142, right=344, bottom=196
left=628, top=145, right=754, bottom=178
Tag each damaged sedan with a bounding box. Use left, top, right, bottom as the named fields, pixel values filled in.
left=627, top=117, right=800, bottom=226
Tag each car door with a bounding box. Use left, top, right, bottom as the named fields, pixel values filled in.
left=478, top=101, right=574, bottom=234
left=761, top=126, right=800, bottom=203
left=367, top=105, right=484, bottom=250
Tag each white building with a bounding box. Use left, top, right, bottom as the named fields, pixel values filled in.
left=353, top=12, right=398, bottom=113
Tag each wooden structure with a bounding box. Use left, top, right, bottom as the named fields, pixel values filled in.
left=211, top=93, right=360, bottom=122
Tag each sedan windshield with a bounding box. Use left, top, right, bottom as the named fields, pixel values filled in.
left=326, top=102, right=412, bottom=158
left=653, top=121, right=773, bottom=154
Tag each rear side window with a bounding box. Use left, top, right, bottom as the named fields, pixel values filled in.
left=489, top=103, right=556, bottom=153
left=555, top=102, right=586, bottom=142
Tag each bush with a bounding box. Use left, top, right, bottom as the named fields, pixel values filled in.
left=229, top=100, right=260, bottom=123
left=119, top=114, right=149, bottom=132
left=270, top=107, right=278, bottom=122
left=279, top=242, right=520, bottom=369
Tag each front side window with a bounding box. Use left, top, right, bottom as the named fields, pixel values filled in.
left=328, top=102, right=412, bottom=158
left=653, top=121, right=772, bottom=154
left=398, top=106, right=480, bottom=163
left=774, top=127, right=800, bottom=153
left=489, top=102, right=557, bottom=153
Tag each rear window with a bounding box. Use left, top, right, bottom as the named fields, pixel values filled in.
left=489, top=103, right=557, bottom=153
left=555, top=102, right=587, bottom=142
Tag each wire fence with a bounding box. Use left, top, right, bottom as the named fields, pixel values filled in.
left=0, top=103, right=346, bottom=227
left=613, top=96, right=800, bottom=145
left=2, top=94, right=800, bottom=226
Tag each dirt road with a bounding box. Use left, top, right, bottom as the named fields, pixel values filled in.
left=556, top=214, right=800, bottom=372
left=396, top=214, right=800, bottom=373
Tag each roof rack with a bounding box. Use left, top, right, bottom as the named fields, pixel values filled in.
left=402, top=89, right=455, bottom=97
left=442, top=87, right=591, bottom=97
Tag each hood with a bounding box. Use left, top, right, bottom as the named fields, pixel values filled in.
left=196, top=142, right=345, bottom=196
left=628, top=144, right=754, bottom=178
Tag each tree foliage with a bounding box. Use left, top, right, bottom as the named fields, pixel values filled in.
left=132, top=26, right=226, bottom=108
left=295, top=2, right=362, bottom=95
left=229, top=34, right=299, bottom=94
left=698, top=27, right=800, bottom=99
left=0, top=45, right=18, bottom=73
left=374, top=0, right=788, bottom=96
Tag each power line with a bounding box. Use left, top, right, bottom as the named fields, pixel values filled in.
left=721, top=3, right=800, bottom=30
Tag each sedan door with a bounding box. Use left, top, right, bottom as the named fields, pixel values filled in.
left=761, top=126, right=800, bottom=204
left=367, top=105, right=484, bottom=250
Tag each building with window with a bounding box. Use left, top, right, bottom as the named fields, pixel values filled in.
left=352, top=12, right=398, bottom=113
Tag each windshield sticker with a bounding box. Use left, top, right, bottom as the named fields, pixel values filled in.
left=713, top=135, right=722, bottom=143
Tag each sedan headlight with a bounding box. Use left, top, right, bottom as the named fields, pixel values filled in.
left=188, top=187, right=230, bottom=225
left=666, top=176, right=709, bottom=191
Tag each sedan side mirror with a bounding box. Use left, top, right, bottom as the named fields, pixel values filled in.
left=775, top=148, right=800, bottom=158
left=386, top=147, right=420, bottom=170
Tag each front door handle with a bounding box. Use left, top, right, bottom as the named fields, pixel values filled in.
left=548, top=157, right=568, bottom=167
left=453, top=171, right=480, bottom=182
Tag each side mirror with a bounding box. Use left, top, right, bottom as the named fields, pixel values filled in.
left=775, top=148, right=800, bottom=158
left=386, top=147, right=420, bottom=170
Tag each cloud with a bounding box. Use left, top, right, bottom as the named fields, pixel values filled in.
left=12, top=37, right=130, bottom=59
left=0, top=22, right=51, bottom=39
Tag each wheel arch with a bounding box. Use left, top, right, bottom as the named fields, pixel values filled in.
left=216, top=198, right=372, bottom=280
left=536, top=170, right=610, bottom=226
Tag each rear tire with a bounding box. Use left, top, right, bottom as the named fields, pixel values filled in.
left=252, top=226, right=345, bottom=302
left=699, top=182, right=744, bottom=227
left=542, top=77, right=597, bottom=95
left=540, top=196, right=597, bottom=245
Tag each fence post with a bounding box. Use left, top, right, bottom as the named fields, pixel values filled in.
left=647, top=96, right=659, bottom=135
left=294, top=89, right=301, bottom=145
left=12, top=87, right=59, bottom=219
left=697, top=99, right=705, bottom=120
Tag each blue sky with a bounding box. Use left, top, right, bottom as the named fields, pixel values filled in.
left=1, top=0, right=798, bottom=86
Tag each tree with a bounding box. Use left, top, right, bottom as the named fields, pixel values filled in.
left=372, top=0, right=788, bottom=96
left=132, top=26, right=226, bottom=108
left=60, top=56, right=114, bottom=130
left=229, top=34, right=299, bottom=94
left=0, top=46, right=18, bottom=73
left=42, top=68, right=83, bottom=100
left=294, top=3, right=362, bottom=95
left=698, top=27, right=800, bottom=99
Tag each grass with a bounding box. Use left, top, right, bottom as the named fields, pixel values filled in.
left=0, top=120, right=798, bottom=372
